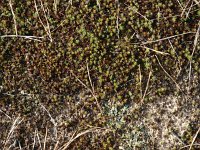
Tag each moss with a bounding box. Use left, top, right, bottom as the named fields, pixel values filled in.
left=0, top=0, right=199, bottom=149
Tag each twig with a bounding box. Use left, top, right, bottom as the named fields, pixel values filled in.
left=176, top=0, right=184, bottom=9
left=141, top=70, right=152, bottom=103
left=138, top=65, right=142, bottom=99
left=133, top=32, right=196, bottom=45
left=36, top=128, right=42, bottom=150
left=3, top=116, right=23, bottom=150
left=70, top=65, right=102, bottom=113
left=53, top=140, right=59, bottom=150
left=53, top=0, right=59, bottom=15
left=139, top=45, right=170, bottom=55
left=8, top=0, right=18, bottom=35
left=116, top=0, right=120, bottom=39
left=32, top=129, right=37, bottom=150
left=40, top=104, right=57, bottom=138
left=155, top=55, right=181, bottom=91
left=189, top=127, right=200, bottom=150
left=34, top=0, right=52, bottom=42
left=171, top=130, right=186, bottom=145
left=188, top=21, right=200, bottom=89
left=69, top=0, right=73, bottom=5
left=59, top=127, right=103, bottom=150
left=193, top=0, right=200, bottom=6
left=96, top=0, right=100, bottom=9
left=181, top=0, right=191, bottom=17
left=186, top=1, right=194, bottom=18
left=39, top=0, right=52, bottom=42
left=18, top=141, right=22, bottom=150
left=43, top=126, right=48, bottom=150
left=180, top=144, right=200, bottom=149
left=128, top=5, right=149, bottom=21
left=0, top=35, right=44, bottom=42
left=0, top=109, right=11, bottom=119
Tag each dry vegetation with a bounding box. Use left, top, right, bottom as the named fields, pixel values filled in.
left=0, top=0, right=200, bottom=149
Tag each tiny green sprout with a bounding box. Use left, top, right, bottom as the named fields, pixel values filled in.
left=197, top=10, right=200, bottom=16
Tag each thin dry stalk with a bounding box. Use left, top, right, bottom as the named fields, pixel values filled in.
left=53, top=141, right=60, bottom=150
left=181, top=0, right=191, bottom=17
left=19, top=141, right=22, bottom=150
left=96, top=0, right=100, bottom=9
left=188, top=21, right=200, bottom=89
left=34, top=0, right=52, bottom=42
left=43, top=126, right=48, bottom=150
left=127, top=5, right=149, bottom=21
left=8, top=0, right=18, bottom=35
left=69, top=0, right=73, bottom=5
left=70, top=67, right=102, bottom=113
left=186, top=1, right=194, bottom=18
left=193, top=0, right=200, bottom=6
left=180, top=144, right=200, bottom=149
left=0, top=109, right=11, bottom=119
left=171, top=130, right=186, bottom=145
left=155, top=55, right=181, bottom=91
left=32, top=129, right=37, bottom=150
left=139, top=45, right=170, bottom=55
left=59, top=127, right=102, bottom=150
left=3, top=116, right=23, bottom=150
left=0, top=35, right=44, bottom=42
left=141, top=70, right=152, bottom=103
left=189, top=127, right=200, bottom=150
left=86, top=63, right=95, bottom=93
left=40, top=104, right=57, bottom=138
left=138, top=65, right=142, bottom=99
left=134, top=32, right=196, bottom=45
left=150, top=5, right=199, bottom=22
left=36, top=128, right=42, bottom=150
left=116, top=0, right=120, bottom=39
left=53, top=0, right=60, bottom=15
left=39, top=0, right=52, bottom=40
left=176, top=0, right=184, bottom=9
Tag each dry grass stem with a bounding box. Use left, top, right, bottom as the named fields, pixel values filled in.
left=8, top=0, right=18, bottom=35
left=34, top=0, right=52, bottom=42
left=36, top=128, right=42, bottom=150
left=139, top=45, right=170, bottom=55
left=186, top=1, right=194, bottom=18
left=188, top=21, right=200, bottom=89
left=180, top=144, right=200, bottom=149
left=141, top=70, right=152, bottom=103
left=43, top=126, right=48, bottom=150
left=40, top=104, right=57, bottom=139
left=181, top=0, right=191, bottom=17
left=176, top=0, right=184, bottom=9
left=96, top=0, right=100, bottom=9
left=59, top=127, right=103, bottom=150
left=116, top=0, right=120, bottom=39
left=53, top=141, right=60, bottom=150
left=70, top=66, right=103, bottom=113
left=32, top=129, right=37, bottom=150
left=133, top=9, right=149, bottom=21
left=189, top=127, right=200, bottom=150
left=138, top=65, right=143, bottom=99
left=193, top=0, right=200, bottom=7
left=155, top=55, right=181, bottom=91
left=0, top=35, right=44, bottom=41
left=0, top=109, right=11, bottom=119
left=53, top=0, right=60, bottom=15
left=3, top=116, right=23, bottom=150
left=134, top=32, right=196, bottom=45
